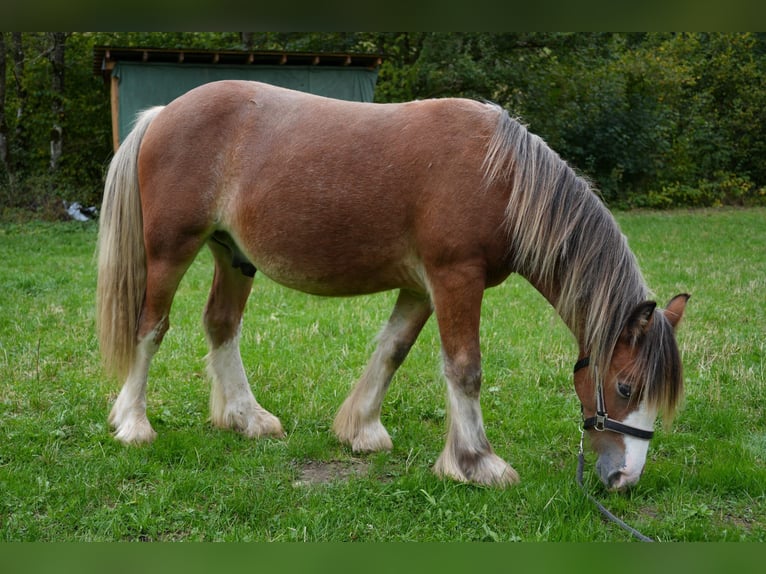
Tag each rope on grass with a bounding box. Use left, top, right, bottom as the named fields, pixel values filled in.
left=576, top=432, right=655, bottom=542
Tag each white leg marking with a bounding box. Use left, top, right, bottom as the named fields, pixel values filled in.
left=207, top=331, right=284, bottom=438
left=434, top=377, right=519, bottom=486
left=333, top=329, right=398, bottom=452
left=109, top=331, right=159, bottom=444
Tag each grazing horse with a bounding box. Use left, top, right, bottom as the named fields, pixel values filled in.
left=97, top=81, right=688, bottom=491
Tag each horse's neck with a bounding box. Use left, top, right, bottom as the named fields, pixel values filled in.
left=521, top=272, right=586, bottom=350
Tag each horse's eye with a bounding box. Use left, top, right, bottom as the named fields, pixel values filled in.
left=617, top=382, right=632, bottom=399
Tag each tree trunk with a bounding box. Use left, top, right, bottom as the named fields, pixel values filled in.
left=11, top=33, right=26, bottom=175
left=240, top=32, right=254, bottom=50
left=0, top=32, right=8, bottom=176
left=48, top=32, right=67, bottom=174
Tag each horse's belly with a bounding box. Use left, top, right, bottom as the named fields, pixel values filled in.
left=228, top=195, right=424, bottom=295
left=252, top=249, right=427, bottom=297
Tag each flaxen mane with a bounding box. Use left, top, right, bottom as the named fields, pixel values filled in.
left=482, top=106, right=682, bottom=419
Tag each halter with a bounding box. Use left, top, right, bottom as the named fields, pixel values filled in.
left=574, top=356, right=656, bottom=542
left=574, top=357, right=654, bottom=441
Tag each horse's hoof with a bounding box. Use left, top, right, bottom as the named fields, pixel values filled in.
left=112, top=418, right=158, bottom=444
left=433, top=451, right=520, bottom=487
left=333, top=411, right=393, bottom=453
left=213, top=403, right=285, bottom=439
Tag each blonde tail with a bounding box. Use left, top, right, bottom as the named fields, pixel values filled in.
left=96, top=107, right=164, bottom=380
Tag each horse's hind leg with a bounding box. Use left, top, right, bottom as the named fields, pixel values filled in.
left=109, top=327, right=161, bottom=444
left=333, top=289, right=432, bottom=452
left=204, top=239, right=284, bottom=439
left=109, top=248, right=199, bottom=444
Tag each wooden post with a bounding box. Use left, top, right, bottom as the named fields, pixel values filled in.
left=108, top=64, right=120, bottom=152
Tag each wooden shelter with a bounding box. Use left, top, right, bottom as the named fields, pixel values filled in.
left=93, top=46, right=382, bottom=150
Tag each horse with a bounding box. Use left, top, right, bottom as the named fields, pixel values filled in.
left=96, top=80, right=689, bottom=491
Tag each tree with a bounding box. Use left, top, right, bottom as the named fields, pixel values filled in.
left=48, top=32, right=67, bottom=174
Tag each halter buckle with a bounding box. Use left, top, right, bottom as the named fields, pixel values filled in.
left=594, top=413, right=607, bottom=431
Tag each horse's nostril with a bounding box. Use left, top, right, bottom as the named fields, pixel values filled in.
left=607, top=470, right=626, bottom=491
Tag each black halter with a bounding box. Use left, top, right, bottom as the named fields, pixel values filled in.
left=574, top=357, right=654, bottom=441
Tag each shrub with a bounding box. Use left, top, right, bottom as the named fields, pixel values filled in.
left=635, top=172, right=766, bottom=209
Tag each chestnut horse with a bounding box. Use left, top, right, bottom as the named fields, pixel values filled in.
left=97, top=81, right=688, bottom=490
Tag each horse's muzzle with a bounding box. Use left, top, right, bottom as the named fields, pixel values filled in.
left=595, top=450, right=642, bottom=491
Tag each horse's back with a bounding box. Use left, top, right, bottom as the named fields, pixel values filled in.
left=143, top=80, right=499, bottom=168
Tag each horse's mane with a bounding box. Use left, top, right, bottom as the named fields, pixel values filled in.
left=481, top=105, right=682, bottom=419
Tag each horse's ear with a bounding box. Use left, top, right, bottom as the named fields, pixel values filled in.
left=664, top=293, right=690, bottom=330
left=623, top=301, right=657, bottom=343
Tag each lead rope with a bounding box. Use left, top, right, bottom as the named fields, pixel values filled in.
left=576, top=429, right=654, bottom=542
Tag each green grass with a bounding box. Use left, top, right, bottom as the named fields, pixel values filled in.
left=0, top=209, right=764, bottom=541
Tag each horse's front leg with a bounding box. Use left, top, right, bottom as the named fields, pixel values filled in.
left=430, top=269, right=519, bottom=487
left=333, top=289, right=432, bottom=452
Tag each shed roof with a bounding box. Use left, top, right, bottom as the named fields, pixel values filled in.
left=93, top=45, right=383, bottom=80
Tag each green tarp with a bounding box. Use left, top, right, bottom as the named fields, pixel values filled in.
left=114, top=61, right=378, bottom=143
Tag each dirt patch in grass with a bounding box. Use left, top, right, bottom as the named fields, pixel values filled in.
left=293, top=458, right=371, bottom=487
left=639, top=506, right=659, bottom=520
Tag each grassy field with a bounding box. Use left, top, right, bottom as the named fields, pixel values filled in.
left=0, top=208, right=764, bottom=541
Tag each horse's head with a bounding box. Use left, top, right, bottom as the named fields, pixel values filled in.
left=574, top=293, right=689, bottom=491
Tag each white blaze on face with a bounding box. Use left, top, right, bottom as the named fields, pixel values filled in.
left=614, top=399, right=658, bottom=489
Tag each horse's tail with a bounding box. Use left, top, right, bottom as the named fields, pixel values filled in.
left=96, top=106, right=164, bottom=380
